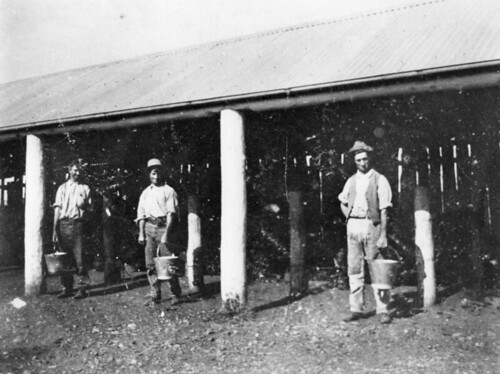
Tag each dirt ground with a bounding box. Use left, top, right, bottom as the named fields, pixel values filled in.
left=0, top=269, right=499, bottom=374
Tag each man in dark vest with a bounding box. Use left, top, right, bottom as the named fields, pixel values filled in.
left=338, top=141, right=393, bottom=324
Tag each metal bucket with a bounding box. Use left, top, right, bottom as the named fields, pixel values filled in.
left=44, top=252, right=70, bottom=275
left=367, top=248, right=401, bottom=289
left=154, top=255, right=184, bottom=280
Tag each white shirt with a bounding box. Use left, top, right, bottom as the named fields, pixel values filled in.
left=136, top=184, right=178, bottom=221
left=54, top=180, right=92, bottom=219
left=338, top=169, right=392, bottom=217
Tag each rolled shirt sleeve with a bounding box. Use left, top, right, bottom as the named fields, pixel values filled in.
left=164, top=188, right=179, bottom=215
left=338, top=178, right=351, bottom=205
left=377, top=175, right=393, bottom=210
left=136, top=190, right=147, bottom=221
left=81, top=185, right=91, bottom=209
left=53, top=184, right=63, bottom=209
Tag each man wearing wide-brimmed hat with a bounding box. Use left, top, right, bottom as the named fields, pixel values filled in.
left=338, top=141, right=393, bottom=324
left=136, top=158, right=181, bottom=306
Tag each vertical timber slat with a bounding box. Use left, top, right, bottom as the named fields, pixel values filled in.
left=439, top=146, right=445, bottom=213
left=397, top=147, right=403, bottom=196
left=453, top=144, right=459, bottom=191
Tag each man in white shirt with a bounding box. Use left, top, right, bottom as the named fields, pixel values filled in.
left=136, top=158, right=181, bottom=306
left=53, top=162, right=92, bottom=299
left=338, top=141, right=393, bottom=324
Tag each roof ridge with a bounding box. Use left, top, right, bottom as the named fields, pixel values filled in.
left=150, top=0, right=447, bottom=56
left=0, top=0, right=447, bottom=85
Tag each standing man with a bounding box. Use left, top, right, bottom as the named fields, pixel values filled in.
left=338, top=141, right=393, bottom=324
left=53, top=161, right=92, bottom=299
left=136, top=158, right=181, bottom=306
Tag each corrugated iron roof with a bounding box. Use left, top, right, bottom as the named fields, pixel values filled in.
left=1, top=0, right=500, bottom=132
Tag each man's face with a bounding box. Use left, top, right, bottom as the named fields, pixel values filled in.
left=69, top=165, right=80, bottom=182
left=149, top=168, right=161, bottom=185
left=354, top=151, right=371, bottom=174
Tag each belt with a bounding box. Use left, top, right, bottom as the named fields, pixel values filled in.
left=60, top=217, right=82, bottom=222
left=146, top=216, right=166, bottom=226
left=349, top=216, right=367, bottom=219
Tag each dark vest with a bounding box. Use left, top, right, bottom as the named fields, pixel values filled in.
left=347, top=170, right=381, bottom=225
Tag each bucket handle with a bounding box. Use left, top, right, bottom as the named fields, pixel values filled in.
left=156, top=244, right=177, bottom=258
left=52, top=242, right=66, bottom=254
left=375, top=246, right=401, bottom=262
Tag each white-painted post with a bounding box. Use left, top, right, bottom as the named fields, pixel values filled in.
left=414, top=186, right=436, bottom=307
left=186, top=194, right=203, bottom=293
left=24, top=135, right=46, bottom=296
left=220, top=109, right=247, bottom=311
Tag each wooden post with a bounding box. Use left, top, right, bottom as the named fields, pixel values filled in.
left=289, top=190, right=308, bottom=296
left=186, top=194, right=204, bottom=294
left=414, top=186, right=436, bottom=307
left=220, top=109, right=247, bottom=311
left=102, top=195, right=121, bottom=285
left=467, top=154, right=487, bottom=295
left=24, top=135, right=46, bottom=296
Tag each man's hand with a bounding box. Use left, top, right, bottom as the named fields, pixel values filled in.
left=340, top=203, right=349, bottom=219
left=160, top=231, right=169, bottom=246
left=52, top=231, right=58, bottom=243
left=138, top=219, right=146, bottom=245
left=157, top=242, right=171, bottom=257
left=376, top=234, right=388, bottom=249
left=377, top=209, right=389, bottom=249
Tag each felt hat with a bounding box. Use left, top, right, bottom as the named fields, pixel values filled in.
left=147, top=158, right=162, bottom=169
left=348, top=140, right=373, bottom=154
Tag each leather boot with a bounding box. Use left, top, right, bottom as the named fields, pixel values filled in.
left=342, top=312, right=364, bottom=322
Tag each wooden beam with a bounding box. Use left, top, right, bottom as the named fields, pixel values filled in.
left=1, top=70, right=499, bottom=141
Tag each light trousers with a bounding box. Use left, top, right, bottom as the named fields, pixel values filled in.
left=347, top=218, right=390, bottom=314
left=144, top=222, right=181, bottom=299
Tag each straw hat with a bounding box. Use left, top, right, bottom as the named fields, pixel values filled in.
left=348, top=141, right=373, bottom=154
left=147, top=158, right=162, bottom=169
